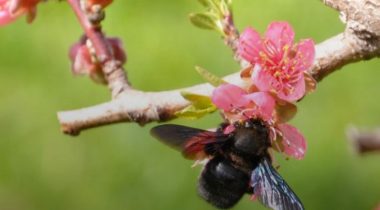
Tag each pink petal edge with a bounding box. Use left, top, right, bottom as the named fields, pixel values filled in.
left=278, top=124, right=307, bottom=159
left=265, top=21, right=295, bottom=50
left=277, top=77, right=306, bottom=102
left=0, top=11, right=16, bottom=25
left=223, top=124, right=236, bottom=134
left=238, top=27, right=262, bottom=64
left=244, top=92, right=275, bottom=120
left=252, top=64, right=278, bottom=93
left=293, top=39, right=315, bottom=71
left=211, top=84, right=249, bottom=111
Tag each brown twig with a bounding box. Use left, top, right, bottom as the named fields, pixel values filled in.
left=58, top=0, right=380, bottom=136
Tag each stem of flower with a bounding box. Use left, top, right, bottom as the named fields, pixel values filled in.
left=67, top=0, right=130, bottom=97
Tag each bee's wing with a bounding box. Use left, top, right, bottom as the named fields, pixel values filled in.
left=251, top=158, right=304, bottom=210
left=150, top=124, right=230, bottom=160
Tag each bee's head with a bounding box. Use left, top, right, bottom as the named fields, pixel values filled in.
left=232, top=119, right=270, bottom=155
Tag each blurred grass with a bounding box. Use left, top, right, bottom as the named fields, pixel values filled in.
left=0, top=0, right=379, bottom=210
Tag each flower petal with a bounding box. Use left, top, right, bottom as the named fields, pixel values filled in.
left=238, top=27, right=262, bottom=64
left=278, top=124, right=307, bottom=159
left=293, top=39, right=315, bottom=71
left=108, top=37, right=127, bottom=64
left=252, top=64, right=279, bottom=92
left=277, top=76, right=305, bottom=102
left=223, top=124, right=236, bottom=134
left=70, top=45, right=95, bottom=75
left=244, top=92, right=275, bottom=120
left=9, top=0, right=20, bottom=14
left=0, top=10, right=16, bottom=25
left=211, top=83, right=249, bottom=111
left=265, top=21, right=295, bottom=50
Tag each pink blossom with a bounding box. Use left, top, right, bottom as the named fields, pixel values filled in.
left=0, top=0, right=40, bottom=25
left=238, top=22, right=315, bottom=102
left=211, top=83, right=275, bottom=122
left=69, top=36, right=126, bottom=83
left=211, top=82, right=307, bottom=159
left=276, top=123, right=307, bottom=159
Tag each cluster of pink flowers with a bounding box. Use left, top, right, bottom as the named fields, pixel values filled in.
left=0, top=0, right=123, bottom=84
left=0, top=0, right=112, bottom=25
left=212, top=22, right=315, bottom=159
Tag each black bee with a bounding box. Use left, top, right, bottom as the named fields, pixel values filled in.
left=150, top=119, right=304, bottom=210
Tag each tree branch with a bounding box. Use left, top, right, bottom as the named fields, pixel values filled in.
left=347, top=126, right=380, bottom=154
left=67, top=0, right=130, bottom=97
left=58, top=0, right=380, bottom=136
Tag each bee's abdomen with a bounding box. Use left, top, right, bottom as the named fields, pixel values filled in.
left=198, top=157, right=249, bottom=209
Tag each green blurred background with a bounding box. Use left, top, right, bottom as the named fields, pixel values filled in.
left=0, top=0, right=379, bottom=210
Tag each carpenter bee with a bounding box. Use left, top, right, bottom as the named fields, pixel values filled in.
left=150, top=119, right=304, bottom=210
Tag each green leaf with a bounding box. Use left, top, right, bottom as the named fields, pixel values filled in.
left=197, top=0, right=210, bottom=7
left=189, top=13, right=218, bottom=30
left=209, top=0, right=223, bottom=14
left=175, top=105, right=217, bottom=119
left=195, top=66, right=226, bottom=87
left=181, top=91, right=214, bottom=109
left=176, top=91, right=217, bottom=119
left=220, top=0, right=232, bottom=16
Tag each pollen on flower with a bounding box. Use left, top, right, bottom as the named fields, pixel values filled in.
left=274, top=71, right=281, bottom=78
left=211, top=83, right=275, bottom=123
left=282, top=44, right=290, bottom=51
left=200, top=21, right=312, bottom=160
left=259, top=51, right=267, bottom=60
left=238, top=21, right=315, bottom=102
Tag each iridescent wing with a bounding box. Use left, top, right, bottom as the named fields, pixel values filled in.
left=251, top=158, right=304, bottom=210
left=150, top=124, right=230, bottom=160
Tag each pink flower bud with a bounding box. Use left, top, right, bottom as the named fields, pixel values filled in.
left=69, top=39, right=97, bottom=76
left=69, top=36, right=127, bottom=84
